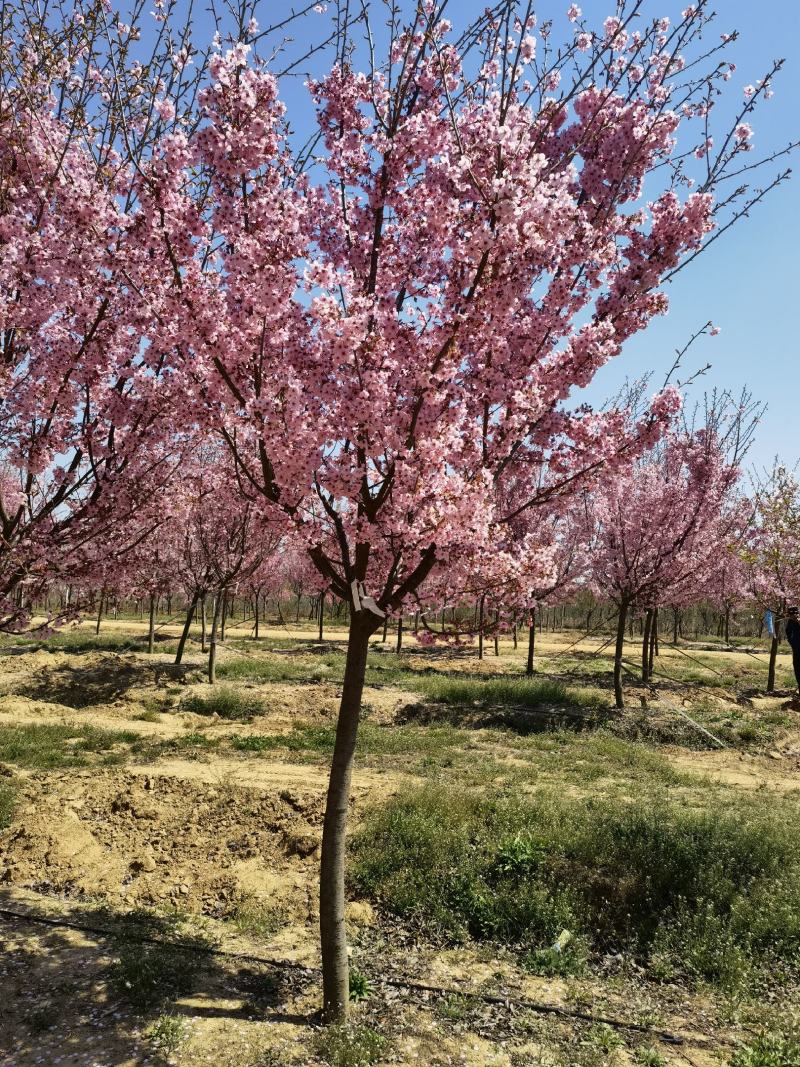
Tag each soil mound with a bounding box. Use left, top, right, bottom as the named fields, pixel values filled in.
left=0, top=770, right=324, bottom=919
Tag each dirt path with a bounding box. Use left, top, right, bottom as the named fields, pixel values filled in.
left=666, top=746, right=800, bottom=793
left=124, top=755, right=414, bottom=797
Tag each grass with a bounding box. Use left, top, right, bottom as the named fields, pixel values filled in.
left=228, top=721, right=468, bottom=758
left=729, top=1022, right=800, bottom=1067
left=0, top=630, right=175, bottom=654
left=222, top=720, right=684, bottom=793
left=107, top=909, right=212, bottom=1010
left=216, top=657, right=326, bottom=684
left=351, top=785, right=800, bottom=992
left=217, top=651, right=608, bottom=708
left=147, top=1013, right=187, bottom=1056
left=231, top=897, right=286, bottom=940
left=181, top=686, right=267, bottom=720
left=413, top=674, right=607, bottom=712
left=0, top=722, right=140, bottom=769
left=312, top=1023, right=386, bottom=1067
left=634, top=1048, right=666, bottom=1067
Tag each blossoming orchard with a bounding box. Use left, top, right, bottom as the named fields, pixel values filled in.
left=2, top=0, right=799, bottom=1060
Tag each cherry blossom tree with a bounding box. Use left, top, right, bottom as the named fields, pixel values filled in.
left=587, top=414, right=749, bottom=707
left=4, top=0, right=794, bottom=1021
left=743, top=466, right=800, bottom=692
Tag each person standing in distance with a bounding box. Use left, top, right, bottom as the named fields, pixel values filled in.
left=785, top=607, right=800, bottom=702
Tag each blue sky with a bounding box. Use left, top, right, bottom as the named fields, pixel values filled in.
left=197, top=0, right=799, bottom=471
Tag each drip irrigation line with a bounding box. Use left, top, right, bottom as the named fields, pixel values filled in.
left=539, top=613, right=620, bottom=663
left=619, top=659, right=728, bottom=748
left=0, top=904, right=731, bottom=1049
left=660, top=642, right=731, bottom=683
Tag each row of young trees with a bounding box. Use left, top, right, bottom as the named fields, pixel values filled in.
left=1, top=0, right=796, bottom=1021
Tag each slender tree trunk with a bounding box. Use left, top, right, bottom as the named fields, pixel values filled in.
left=526, top=611, right=536, bottom=676
left=494, top=611, right=500, bottom=656
left=642, top=609, right=653, bottom=683
left=724, top=605, right=731, bottom=646
left=767, top=634, right=779, bottom=693
left=320, top=614, right=376, bottom=1021
left=200, top=595, right=207, bottom=653
left=512, top=622, right=518, bottom=651
left=148, top=595, right=156, bottom=654
left=396, top=615, right=403, bottom=654
left=382, top=616, right=388, bottom=643
left=649, top=609, right=657, bottom=676
left=614, top=600, right=630, bottom=710
left=319, top=592, right=325, bottom=642
left=95, top=593, right=104, bottom=636
left=254, top=594, right=260, bottom=640
left=175, top=592, right=198, bottom=665
left=414, top=611, right=420, bottom=634
left=220, top=594, right=228, bottom=642
left=208, top=591, right=224, bottom=684
left=478, top=596, right=485, bottom=660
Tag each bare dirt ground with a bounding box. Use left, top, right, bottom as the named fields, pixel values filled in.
left=0, top=619, right=797, bottom=1065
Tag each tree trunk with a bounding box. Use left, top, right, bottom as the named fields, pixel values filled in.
left=395, top=616, right=403, bottom=654
left=614, top=600, right=630, bottom=710
left=649, top=608, right=657, bottom=676
left=642, top=610, right=653, bottom=684
left=478, top=596, right=485, bottom=660
left=512, top=623, right=518, bottom=651
left=254, top=594, right=260, bottom=640
left=494, top=611, right=500, bottom=656
left=724, top=605, right=731, bottom=646
left=526, top=611, right=536, bottom=676
left=200, top=595, right=207, bottom=653
left=148, top=595, right=156, bottom=654
left=319, top=592, right=325, bottom=642
left=382, top=616, right=388, bottom=643
left=767, top=634, right=779, bottom=693
left=208, top=591, right=224, bottom=684
left=320, top=614, right=376, bottom=1021
left=95, top=593, right=104, bottom=636
left=175, top=593, right=198, bottom=665
left=220, top=594, right=228, bottom=642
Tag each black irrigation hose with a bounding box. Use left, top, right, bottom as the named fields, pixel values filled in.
left=0, top=904, right=733, bottom=1049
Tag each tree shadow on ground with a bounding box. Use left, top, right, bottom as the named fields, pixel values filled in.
left=0, top=898, right=316, bottom=1065
left=17, top=659, right=160, bottom=708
